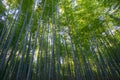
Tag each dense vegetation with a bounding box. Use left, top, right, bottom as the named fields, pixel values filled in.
left=0, top=0, right=120, bottom=80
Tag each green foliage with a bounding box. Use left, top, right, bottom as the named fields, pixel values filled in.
left=0, top=0, right=120, bottom=80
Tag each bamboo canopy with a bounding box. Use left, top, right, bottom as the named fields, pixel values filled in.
left=0, top=0, right=120, bottom=80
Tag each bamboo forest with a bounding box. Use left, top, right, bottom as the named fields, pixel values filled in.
left=0, top=0, right=120, bottom=80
